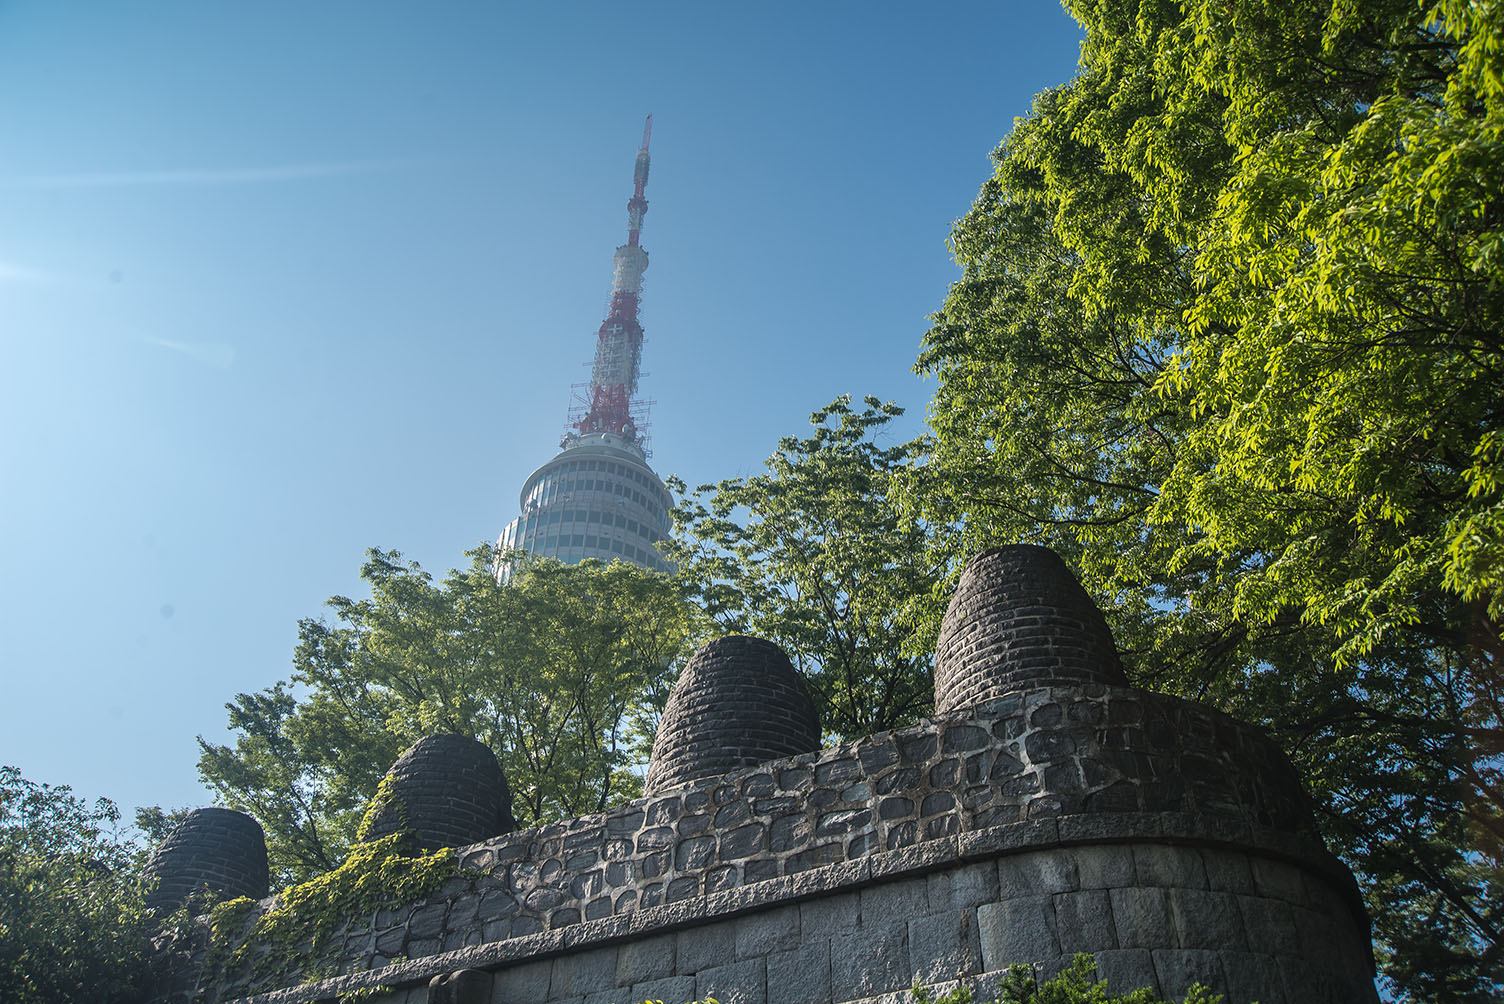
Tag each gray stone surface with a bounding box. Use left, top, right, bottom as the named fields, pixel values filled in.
left=491, top=959, right=550, bottom=1003
left=1133, top=844, right=1208, bottom=890
left=1169, top=888, right=1247, bottom=951
left=830, top=923, right=909, bottom=1002
left=997, top=848, right=1078, bottom=898
left=1200, top=848, right=1256, bottom=895
left=734, top=905, right=801, bottom=959
left=645, top=637, right=822, bottom=795
left=549, top=947, right=616, bottom=1000
left=766, top=942, right=831, bottom=1004
left=429, top=968, right=492, bottom=1004
left=142, top=807, right=269, bottom=913
left=677, top=923, right=736, bottom=975
left=978, top=896, right=1059, bottom=970
left=1054, top=889, right=1116, bottom=954
left=1152, top=948, right=1227, bottom=1001
left=800, top=890, right=861, bottom=938
left=1236, top=895, right=1299, bottom=955
left=1253, top=856, right=1310, bottom=907
left=908, top=910, right=981, bottom=985
left=363, top=735, right=515, bottom=853
left=933, top=546, right=1127, bottom=711
left=1074, top=845, right=1135, bottom=890
left=696, top=958, right=766, bottom=1004
left=861, top=875, right=927, bottom=924
left=927, top=861, right=998, bottom=913
left=630, top=975, right=696, bottom=1004
left=1220, top=951, right=1287, bottom=1004
left=618, top=932, right=676, bottom=985
left=1092, top=949, right=1159, bottom=998
left=1109, top=885, right=1177, bottom=952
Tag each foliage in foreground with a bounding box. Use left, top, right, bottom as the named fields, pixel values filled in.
left=912, top=956, right=1221, bottom=1004
left=196, top=549, right=707, bottom=886
left=666, top=395, right=944, bottom=740
left=193, top=830, right=453, bottom=994
left=913, top=0, right=1501, bottom=998
left=0, top=765, right=156, bottom=1004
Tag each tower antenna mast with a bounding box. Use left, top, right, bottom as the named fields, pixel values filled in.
left=577, top=114, right=653, bottom=443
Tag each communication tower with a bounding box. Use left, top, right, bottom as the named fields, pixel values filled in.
left=497, top=118, right=674, bottom=578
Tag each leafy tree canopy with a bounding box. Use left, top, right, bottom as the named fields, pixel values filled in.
left=0, top=765, right=156, bottom=1003
left=913, top=0, right=1501, bottom=998
left=665, top=396, right=945, bottom=740
left=198, top=547, right=707, bottom=886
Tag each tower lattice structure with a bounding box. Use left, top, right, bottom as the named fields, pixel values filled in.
left=497, top=118, right=674, bottom=578
left=578, top=115, right=652, bottom=444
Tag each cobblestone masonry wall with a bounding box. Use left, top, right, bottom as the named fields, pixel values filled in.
left=143, top=808, right=269, bottom=913
left=180, top=685, right=1376, bottom=1004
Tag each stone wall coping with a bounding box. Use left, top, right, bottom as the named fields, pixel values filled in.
left=223, top=809, right=1366, bottom=1004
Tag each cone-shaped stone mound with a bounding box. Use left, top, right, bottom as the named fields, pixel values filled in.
left=934, top=545, right=1126, bottom=712
left=143, top=807, right=269, bottom=912
left=645, top=635, right=821, bottom=794
left=362, top=734, right=515, bottom=852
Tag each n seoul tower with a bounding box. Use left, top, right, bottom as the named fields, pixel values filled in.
left=496, top=117, right=675, bottom=577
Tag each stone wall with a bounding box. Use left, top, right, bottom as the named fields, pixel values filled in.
left=354, top=839, right=1372, bottom=1004
left=152, top=546, right=1379, bottom=1004
left=169, top=685, right=1373, bottom=1004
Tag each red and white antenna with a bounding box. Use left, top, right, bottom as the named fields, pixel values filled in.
left=576, top=115, right=653, bottom=445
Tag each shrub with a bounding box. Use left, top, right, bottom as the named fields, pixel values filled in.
left=912, top=955, right=1228, bottom=1004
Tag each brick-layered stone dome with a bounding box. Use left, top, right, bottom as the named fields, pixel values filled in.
left=362, top=734, right=515, bottom=852
left=934, top=545, right=1127, bottom=712
left=645, top=635, right=821, bottom=794
left=143, top=807, right=269, bottom=912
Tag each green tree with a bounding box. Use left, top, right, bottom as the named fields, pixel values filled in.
left=665, top=396, right=945, bottom=739
left=198, top=546, right=705, bottom=885
left=131, top=805, right=194, bottom=845
left=913, top=1, right=1501, bottom=997
left=0, top=765, right=156, bottom=1003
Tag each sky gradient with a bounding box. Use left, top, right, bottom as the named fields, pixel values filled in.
left=1, top=2, right=1085, bottom=820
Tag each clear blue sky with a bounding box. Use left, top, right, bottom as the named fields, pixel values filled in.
left=0, top=2, right=1084, bottom=819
